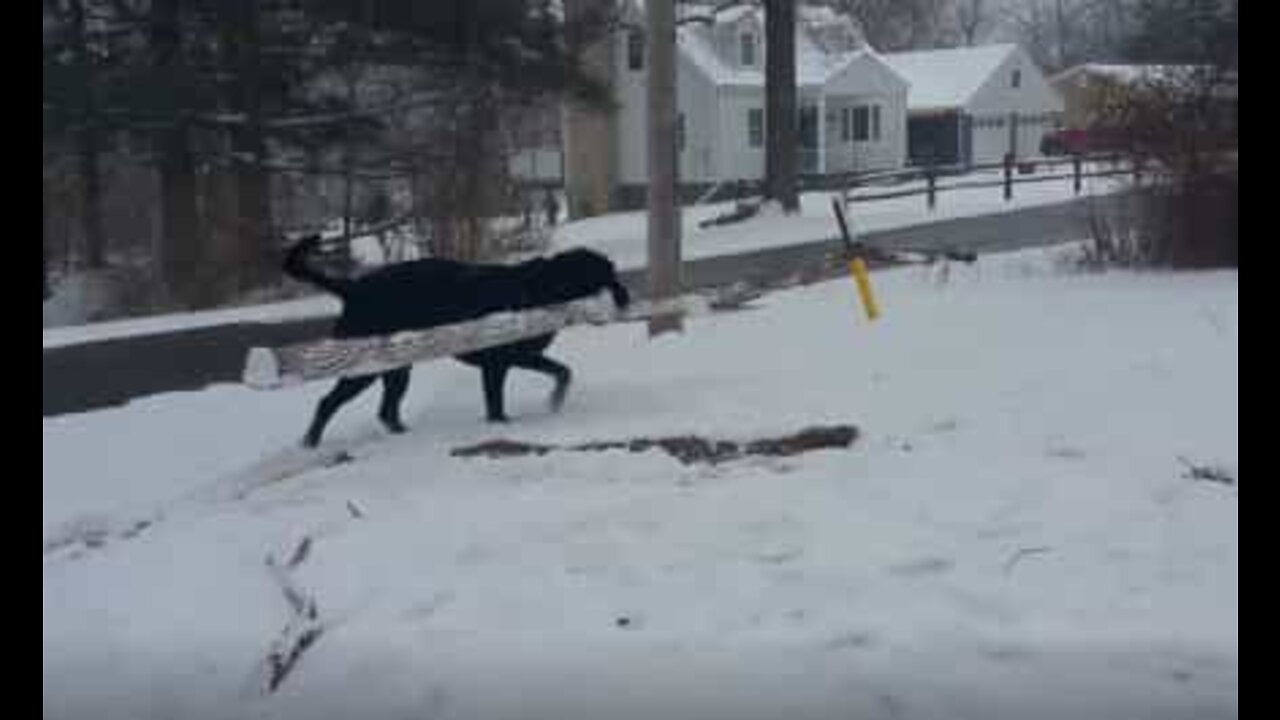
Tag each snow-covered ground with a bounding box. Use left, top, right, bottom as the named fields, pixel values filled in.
left=44, top=243, right=1237, bottom=720
left=552, top=164, right=1132, bottom=271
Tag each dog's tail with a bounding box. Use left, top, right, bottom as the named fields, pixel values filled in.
left=283, top=234, right=351, bottom=299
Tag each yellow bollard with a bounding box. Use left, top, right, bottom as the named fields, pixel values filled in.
left=848, top=257, right=879, bottom=321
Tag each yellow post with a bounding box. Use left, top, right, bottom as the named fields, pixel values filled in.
left=848, top=257, right=879, bottom=321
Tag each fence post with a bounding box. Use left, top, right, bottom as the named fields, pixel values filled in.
left=1073, top=155, right=1083, bottom=195
left=1003, top=153, right=1014, bottom=201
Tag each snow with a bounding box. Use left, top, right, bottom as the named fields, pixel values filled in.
left=883, top=44, right=1018, bottom=111
left=42, top=295, right=339, bottom=349
left=553, top=166, right=1133, bottom=271
left=1053, top=63, right=1208, bottom=88
left=44, top=243, right=1237, bottom=719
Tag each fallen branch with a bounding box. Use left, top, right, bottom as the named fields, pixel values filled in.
left=451, top=425, right=859, bottom=466
left=1003, top=546, right=1052, bottom=576
left=1178, top=457, right=1235, bottom=486
left=286, top=536, right=313, bottom=570
left=261, top=548, right=324, bottom=694
left=698, top=200, right=761, bottom=228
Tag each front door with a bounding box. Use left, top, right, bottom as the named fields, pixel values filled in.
left=798, top=104, right=818, bottom=173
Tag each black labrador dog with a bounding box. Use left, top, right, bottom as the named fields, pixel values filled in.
left=283, top=235, right=631, bottom=447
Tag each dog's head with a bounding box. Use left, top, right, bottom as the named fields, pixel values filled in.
left=519, top=248, right=631, bottom=310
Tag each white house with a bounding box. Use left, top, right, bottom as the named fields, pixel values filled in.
left=881, top=44, right=1063, bottom=166
left=608, top=0, right=910, bottom=203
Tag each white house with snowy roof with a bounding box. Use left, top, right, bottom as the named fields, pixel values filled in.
left=604, top=0, right=909, bottom=204
left=881, top=44, right=1064, bottom=166
left=562, top=2, right=1064, bottom=211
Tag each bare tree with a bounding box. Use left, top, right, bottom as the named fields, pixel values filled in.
left=148, top=0, right=205, bottom=307
left=764, top=0, right=798, bottom=211
left=830, top=0, right=950, bottom=51
left=954, top=0, right=991, bottom=46
left=65, top=0, right=109, bottom=270
left=1001, top=0, right=1140, bottom=73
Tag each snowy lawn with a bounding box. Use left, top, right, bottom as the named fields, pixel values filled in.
left=552, top=164, right=1133, bottom=271
left=43, top=243, right=1236, bottom=720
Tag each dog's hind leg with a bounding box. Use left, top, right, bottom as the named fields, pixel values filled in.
left=511, top=355, right=573, bottom=412
left=378, top=367, right=411, bottom=435
left=480, top=363, right=512, bottom=422
left=305, top=374, right=378, bottom=448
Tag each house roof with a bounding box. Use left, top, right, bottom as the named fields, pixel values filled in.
left=674, top=5, right=870, bottom=88
left=1050, top=63, right=1203, bottom=87
left=680, top=28, right=876, bottom=88
left=882, top=44, right=1018, bottom=111
left=1050, top=63, right=1237, bottom=101
left=628, top=0, right=904, bottom=91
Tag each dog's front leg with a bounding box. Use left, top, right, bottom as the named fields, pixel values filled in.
left=306, top=375, right=378, bottom=447
left=480, top=363, right=512, bottom=422
left=510, top=355, right=572, bottom=412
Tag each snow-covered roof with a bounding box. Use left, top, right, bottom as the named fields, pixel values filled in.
left=1050, top=63, right=1205, bottom=87
left=674, top=5, right=868, bottom=88
left=676, top=23, right=756, bottom=86
left=882, top=44, right=1018, bottom=111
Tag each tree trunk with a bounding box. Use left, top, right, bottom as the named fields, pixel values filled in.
left=219, top=0, right=273, bottom=295
left=765, top=0, right=798, bottom=212
left=151, top=0, right=204, bottom=307
left=43, top=176, right=52, bottom=300
left=68, top=0, right=107, bottom=269
left=562, top=0, right=614, bottom=219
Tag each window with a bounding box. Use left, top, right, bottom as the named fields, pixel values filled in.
left=748, top=108, right=764, bottom=148
left=677, top=112, right=686, bottom=151
left=1011, top=68, right=1022, bottom=88
left=740, top=32, right=756, bottom=66
left=840, top=107, right=851, bottom=142
left=852, top=105, right=870, bottom=141
left=628, top=30, right=644, bottom=71
left=871, top=105, right=881, bottom=141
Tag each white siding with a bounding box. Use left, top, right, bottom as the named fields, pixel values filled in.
left=822, top=54, right=909, bottom=172
left=716, top=87, right=767, bottom=181
left=614, top=34, right=721, bottom=185
left=966, top=46, right=1065, bottom=163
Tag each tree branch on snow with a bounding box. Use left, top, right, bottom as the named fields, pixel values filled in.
left=1003, top=546, right=1051, bottom=576
left=1178, top=457, right=1235, bottom=486
left=261, top=545, right=324, bottom=694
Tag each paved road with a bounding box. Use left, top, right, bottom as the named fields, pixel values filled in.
left=43, top=196, right=1126, bottom=416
